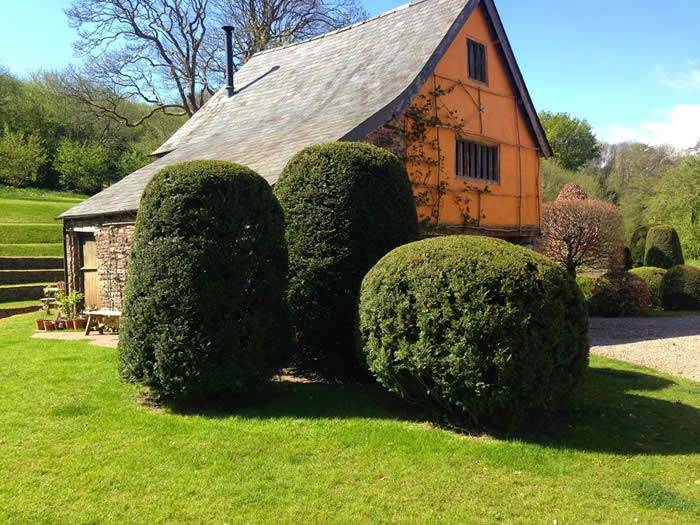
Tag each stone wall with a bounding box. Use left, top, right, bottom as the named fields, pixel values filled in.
left=64, top=213, right=136, bottom=311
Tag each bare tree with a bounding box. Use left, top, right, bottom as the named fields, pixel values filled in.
left=539, top=187, right=624, bottom=276
left=218, top=0, right=367, bottom=63
left=64, top=0, right=366, bottom=126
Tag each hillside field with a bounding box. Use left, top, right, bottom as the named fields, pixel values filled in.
left=0, top=186, right=85, bottom=257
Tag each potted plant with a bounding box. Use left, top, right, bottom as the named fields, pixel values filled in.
left=44, top=320, right=56, bottom=331
left=56, top=291, right=71, bottom=327
left=69, top=292, right=85, bottom=330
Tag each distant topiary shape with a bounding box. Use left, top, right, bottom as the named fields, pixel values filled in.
left=630, top=267, right=667, bottom=310
left=119, top=160, right=290, bottom=402
left=274, top=142, right=418, bottom=378
left=556, top=182, right=589, bottom=201
left=629, top=224, right=654, bottom=268
left=358, top=236, right=589, bottom=426
left=661, top=265, right=700, bottom=310
left=644, top=225, right=685, bottom=269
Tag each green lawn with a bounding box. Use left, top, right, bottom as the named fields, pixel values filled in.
left=1, top=313, right=698, bottom=522
left=689, top=259, right=700, bottom=268
left=0, top=244, right=64, bottom=257
left=0, top=185, right=84, bottom=257
left=0, top=299, right=39, bottom=310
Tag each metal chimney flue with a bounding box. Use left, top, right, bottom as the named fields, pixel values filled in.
left=222, top=25, right=234, bottom=96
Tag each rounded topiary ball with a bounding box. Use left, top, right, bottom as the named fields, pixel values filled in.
left=357, top=235, right=589, bottom=425
left=644, top=225, right=684, bottom=269
left=661, top=265, right=700, bottom=310
left=119, top=160, right=290, bottom=401
left=630, top=266, right=667, bottom=310
left=274, top=142, right=418, bottom=378
left=588, top=272, right=651, bottom=317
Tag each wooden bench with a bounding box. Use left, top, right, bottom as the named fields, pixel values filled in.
left=84, top=309, right=122, bottom=336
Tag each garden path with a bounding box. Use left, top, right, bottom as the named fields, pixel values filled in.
left=590, top=315, right=700, bottom=382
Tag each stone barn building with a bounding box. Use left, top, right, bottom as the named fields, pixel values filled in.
left=61, top=0, right=551, bottom=310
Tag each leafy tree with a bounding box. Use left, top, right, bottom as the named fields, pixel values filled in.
left=53, top=139, right=111, bottom=194
left=539, top=185, right=624, bottom=276
left=539, top=111, right=601, bottom=171
left=646, top=157, right=700, bottom=260
left=0, top=127, right=47, bottom=187
left=540, top=158, right=602, bottom=202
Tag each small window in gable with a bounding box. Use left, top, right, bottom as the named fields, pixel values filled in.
left=456, top=140, right=499, bottom=183
left=468, top=39, right=487, bottom=83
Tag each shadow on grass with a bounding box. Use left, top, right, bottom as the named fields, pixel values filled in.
left=517, top=367, right=700, bottom=455
left=168, top=366, right=700, bottom=456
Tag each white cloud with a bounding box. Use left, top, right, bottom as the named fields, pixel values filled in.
left=655, top=60, right=700, bottom=91
left=597, top=104, right=700, bottom=150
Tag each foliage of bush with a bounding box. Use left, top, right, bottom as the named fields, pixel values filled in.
left=0, top=127, right=47, bottom=187
left=660, top=265, right=700, bottom=310
left=644, top=225, right=685, bottom=269
left=358, top=235, right=589, bottom=426
left=630, top=267, right=667, bottom=309
left=119, top=160, right=290, bottom=401
left=274, top=142, right=418, bottom=378
left=587, top=272, right=651, bottom=317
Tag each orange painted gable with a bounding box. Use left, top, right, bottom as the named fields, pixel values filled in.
left=405, top=2, right=543, bottom=237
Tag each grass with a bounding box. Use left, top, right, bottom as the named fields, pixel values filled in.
left=0, top=224, right=63, bottom=244
left=0, top=244, right=64, bottom=257
left=0, top=300, right=39, bottom=310
left=0, top=186, right=83, bottom=257
left=1, top=312, right=698, bottom=523
left=688, top=259, right=700, bottom=268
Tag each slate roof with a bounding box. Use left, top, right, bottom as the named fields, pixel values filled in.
left=61, top=0, right=549, bottom=219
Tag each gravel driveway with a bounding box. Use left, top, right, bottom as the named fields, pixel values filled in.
left=589, top=315, right=700, bottom=382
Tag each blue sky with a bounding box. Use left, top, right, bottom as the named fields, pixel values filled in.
left=2, top=0, right=699, bottom=148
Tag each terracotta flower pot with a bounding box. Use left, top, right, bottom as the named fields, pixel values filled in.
left=73, top=319, right=87, bottom=330
left=36, top=319, right=46, bottom=330
left=66, top=319, right=76, bottom=330
left=56, top=321, right=66, bottom=330
left=44, top=321, right=56, bottom=331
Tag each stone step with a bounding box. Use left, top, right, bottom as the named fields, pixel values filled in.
left=0, top=283, right=48, bottom=302
left=0, top=269, right=64, bottom=285
left=0, top=257, right=64, bottom=270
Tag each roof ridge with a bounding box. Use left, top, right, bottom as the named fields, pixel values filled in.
left=250, top=0, right=431, bottom=59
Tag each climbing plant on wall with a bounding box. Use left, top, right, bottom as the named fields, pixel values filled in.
left=403, top=77, right=492, bottom=230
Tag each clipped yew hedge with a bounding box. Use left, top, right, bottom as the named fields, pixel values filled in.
left=644, top=225, right=684, bottom=269
left=661, top=265, right=700, bottom=310
left=587, top=272, right=651, bottom=317
left=274, top=142, right=418, bottom=378
left=630, top=266, right=667, bottom=309
left=357, top=236, right=589, bottom=426
left=119, top=160, right=290, bottom=401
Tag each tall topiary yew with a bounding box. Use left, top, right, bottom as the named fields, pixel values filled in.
left=644, top=225, right=685, bottom=269
left=119, top=160, right=290, bottom=402
left=274, top=142, right=418, bottom=378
